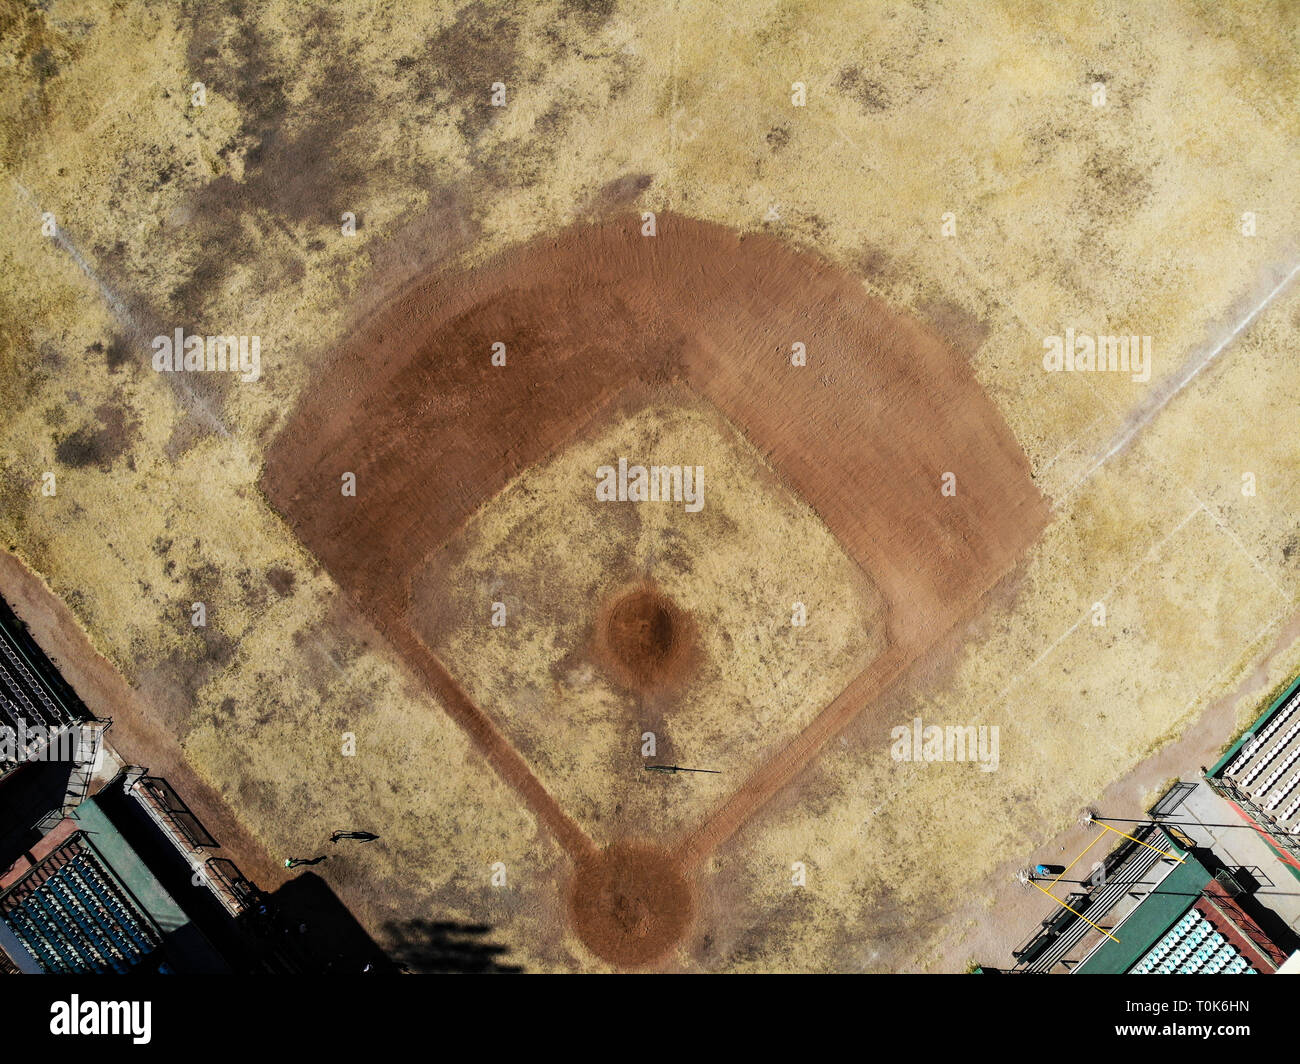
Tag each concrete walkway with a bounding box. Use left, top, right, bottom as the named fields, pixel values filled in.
left=1171, top=779, right=1300, bottom=933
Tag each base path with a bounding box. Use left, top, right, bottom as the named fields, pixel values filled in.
left=677, top=642, right=914, bottom=868
left=379, top=621, right=597, bottom=864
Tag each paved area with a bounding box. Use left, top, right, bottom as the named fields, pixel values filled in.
left=1162, top=779, right=1300, bottom=934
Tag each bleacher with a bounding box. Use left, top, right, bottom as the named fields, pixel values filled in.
left=1223, top=683, right=1300, bottom=837
left=1130, top=908, right=1258, bottom=975
left=0, top=596, right=93, bottom=781
left=0, top=834, right=161, bottom=973
left=1015, top=833, right=1169, bottom=973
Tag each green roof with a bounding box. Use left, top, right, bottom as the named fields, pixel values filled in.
left=1074, top=832, right=1212, bottom=975
left=71, top=796, right=228, bottom=971
left=75, top=798, right=193, bottom=935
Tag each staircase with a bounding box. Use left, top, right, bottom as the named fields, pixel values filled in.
left=61, top=722, right=106, bottom=816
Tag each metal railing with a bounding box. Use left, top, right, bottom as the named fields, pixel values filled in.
left=1205, top=775, right=1300, bottom=866
left=127, top=774, right=249, bottom=917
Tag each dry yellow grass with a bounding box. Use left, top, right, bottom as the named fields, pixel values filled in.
left=1, top=0, right=1298, bottom=970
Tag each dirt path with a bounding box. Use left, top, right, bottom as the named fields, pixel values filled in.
left=379, top=619, right=597, bottom=864
left=0, top=549, right=287, bottom=892
left=263, top=212, right=1047, bottom=646
left=678, top=642, right=912, bottom=866
left=263, top=211, right=1047, bottom=855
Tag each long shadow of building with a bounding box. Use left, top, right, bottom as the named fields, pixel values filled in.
left=244, top=872, right=397, bottom=974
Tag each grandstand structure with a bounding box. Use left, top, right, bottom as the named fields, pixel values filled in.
left=1207, top=673, right=1300, bottom=881
left=0, top=793, right=229, bottom=973
left=1005, top=823, right=1292, bottom=975
left=0, top=591, right=388, bottom=975
left=0, top=593, right=266, bottom=972
left=1130, top=907, right=1258, bottom=975
left=0, top=594, right=103, bottom=796
left=1011, top=826, right=1169, bottom=972
left=1, top=832, right=162, bottom=974
left=1075, top=846, right=1289, bottom=975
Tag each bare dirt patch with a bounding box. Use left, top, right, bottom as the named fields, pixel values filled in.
left=264, top=211, right=1045, bottom=642
left=568, top=841, right=695, bottom=967
left=593, top=582, right=698, bottom=696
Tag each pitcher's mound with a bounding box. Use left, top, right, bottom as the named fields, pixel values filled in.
left=594, top=583, right=697, bottom=695
left=569, top=842, right=695, bottom=967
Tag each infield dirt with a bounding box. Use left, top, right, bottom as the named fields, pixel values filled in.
left=265, top=213, right=1047, bottom=644
left=261, top=211, right=1049, bottom=964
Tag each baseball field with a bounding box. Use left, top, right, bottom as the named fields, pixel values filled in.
left=1, top=0, right=1299, bottom=971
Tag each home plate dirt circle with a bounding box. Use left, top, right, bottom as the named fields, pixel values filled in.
left=593, top=582, right=698, bottom=696
left=568, top=841, right=695, bottom=967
